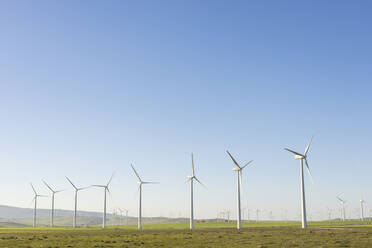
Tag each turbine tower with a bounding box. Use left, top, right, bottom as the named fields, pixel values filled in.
left=131, top=164, right=158, bottom=230
left=360, top=194, right=365, bottom=221
left=226, top=150, right=253, bottom=229
left=42, top=180, right=63, bottom=227
left=337, top=196, right=346, bottom=221
left=92, top=173, right=115, bottom=229
left=65, top=177, right=89, bottom=228
left=284, top=136, right=314, bottom=229
left=30, top=183, right=47, bottom=228
left=186, top=153, right=206, bottom=229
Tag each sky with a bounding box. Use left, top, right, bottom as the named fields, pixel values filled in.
left=0, top=0, right=372, bottom=221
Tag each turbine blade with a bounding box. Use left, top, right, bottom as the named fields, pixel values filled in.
left=194, top=177, right=207, bottom=189
left=226, top=150, right=241, bottom=168
left=284, top=148, right=304, bottom=157
left=191, top=153, right=195, bottom=176
left=336, top=196, right=343, bottom=202
left=42, top=180, right=55, bottom=193
left=107, top=172, right=115, bottom=187
left=65, top=176, right=78, bottom=190
left=30, top=183, right=37, bottom=195
left=92, top=184, right=106, bottom=187
left=304, top=159, right=314, bottom=184
left=131, top=164, right=142, bottom=182
left=304, top=135, right=314, bottom=156
left=55, top=189, right=65, bottom=194
left=142, top=181, right=159, bottom=184
left=78, top=186, right=91, bottom=191
left=241, top=160, right=253, bottom=169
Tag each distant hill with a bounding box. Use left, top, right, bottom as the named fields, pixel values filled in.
left=0, top=205, right=189, bottom=227
left=0, top=205, right=110, bottom=219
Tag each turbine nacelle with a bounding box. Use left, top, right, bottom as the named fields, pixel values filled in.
left=295, top=154, right=305, bottom=160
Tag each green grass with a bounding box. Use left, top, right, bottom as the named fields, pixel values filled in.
left=1, top=221, right=372, bottom=247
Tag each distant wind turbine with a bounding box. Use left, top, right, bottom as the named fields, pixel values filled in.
left=65, top=177, right=90, bottom=228
left=187, top=153, right=206, bottom=229
left=327, top=207, right=332, bottom=220
left=284, top=136, right=314, bottom=228
left=42, top=180, right=64, bottom=227
left=131, top=164, right=158, bottom=230
left=124, top=209, right=129, bottom=225
left=337, top=196, right=346, bottom=221
left=360, top=194, right=365, bottom=221
left=118, top=208, right=124, bottom=225
left=30, top=183, right=47, bottom=228
left=226, top=150, right=253, bottom=229
left=92, top=173, right=115, bottom=229
left=118, top=208, right=129, bottom=225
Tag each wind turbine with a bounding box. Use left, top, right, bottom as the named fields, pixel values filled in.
left=42, top=180, right=64, bottom=227
left=284, top=136, right=314, bottom=229
left=92, top=173, right=115, bottom=229
left=187, top=153, right=206, bottom=229
left=337, top=196, right=346, bottom=221
left=360, top=194, right=365, bottom=221
left=65, top=177, right=89, bottom=228
left=30, top=183, right=47, bottom=228
left=131, top=164, right=158, bottom=230
left=226, top=150, right=253, bottom=229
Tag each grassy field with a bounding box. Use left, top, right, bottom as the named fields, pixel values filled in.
left=1, top=221, right=372, bottom=247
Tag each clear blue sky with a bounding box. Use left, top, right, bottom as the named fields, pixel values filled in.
left=0, top=0, right=371, bottom=220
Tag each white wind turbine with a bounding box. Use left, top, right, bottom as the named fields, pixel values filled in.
left=284, top=136, right=314, bottom=229
left=92, top=173, right=115, bottom=229
left=226, top=150, right=253, bottom=230
left=42, top=180, right=64, bottom=227
left=131, top=164, right=158, bottom=230
left=30, top=183, right=47, bottom=228
left=360, top=194, right=365, bottom=221
left=337, top=196, right=346, bottom=221
left=65, top=177, right=90, bottom=228
left=186, top=153, right=206, bottom=229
